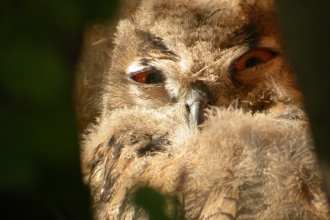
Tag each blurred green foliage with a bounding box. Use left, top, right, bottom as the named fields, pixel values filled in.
left=0, top=0, right=118, bottom=219
left=133, top=186, right=183, bottom=220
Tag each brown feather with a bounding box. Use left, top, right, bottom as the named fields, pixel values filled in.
left=74, top=0, right=329, bottom=219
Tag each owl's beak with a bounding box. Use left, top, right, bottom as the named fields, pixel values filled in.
left=185, top=84, right=210, bottom=126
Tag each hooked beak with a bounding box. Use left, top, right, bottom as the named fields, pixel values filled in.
left=185, top=83, right=211, bottom=126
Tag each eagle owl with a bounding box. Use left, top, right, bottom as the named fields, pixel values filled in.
left=74, top=0, right=330, bottom=219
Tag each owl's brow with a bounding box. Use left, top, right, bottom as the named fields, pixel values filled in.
left=239, top=24, right=260, bottom=47
left=192, top=58, right=223, bottom=77
left=139, top=30, right=178, bottom=57
left=200, top=8, right=223, bottom=26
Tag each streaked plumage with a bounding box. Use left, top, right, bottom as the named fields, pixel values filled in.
left=74, top=0, right=329, bottom=219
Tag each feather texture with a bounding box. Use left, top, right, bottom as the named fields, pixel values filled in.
left=82, top=108, right=329, bottom=219
left=74, top=0, right=329, bottom=219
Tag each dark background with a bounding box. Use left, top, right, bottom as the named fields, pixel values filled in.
left=276, top=1, right=330, bottom=192
left=0, top=1, right=329, bottom=219
left=0, top=0, right=118, bottom=219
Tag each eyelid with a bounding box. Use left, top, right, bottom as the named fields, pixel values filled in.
left=129, top=67, right=153, bottom=78
left=232, top=48, right=277, bottom=72
left=129, top=67, right=164, bottom=84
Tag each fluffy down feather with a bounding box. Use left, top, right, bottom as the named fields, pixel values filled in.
left=75, top=0, right=330, bottom=219
left=81, top=109, right=329, bottom=219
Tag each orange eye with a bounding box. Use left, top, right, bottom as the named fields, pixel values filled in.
left=234, top=49, right=274, bottom=71
left=132, top=71, right=163, bottom=84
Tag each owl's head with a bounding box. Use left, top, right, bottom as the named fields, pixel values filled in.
left=75, top=0, right=305, bottom=131
left=96, top=0, right=304, bottom=127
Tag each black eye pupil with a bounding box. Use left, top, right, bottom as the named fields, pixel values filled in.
left=146, top=72, right=162, bottom=84
left=244, top=57, right=261, bottom=68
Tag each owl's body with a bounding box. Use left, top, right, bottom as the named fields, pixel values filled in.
left=82, top=108, right=328, bottom=220
left=75, top=0, right=329, bottom=219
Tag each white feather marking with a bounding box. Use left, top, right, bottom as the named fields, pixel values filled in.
left=126, top=61, right=146, bottom=74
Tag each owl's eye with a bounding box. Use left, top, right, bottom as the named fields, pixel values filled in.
left=234, top=49, right=275, bottom=71
left=132, top=70, right=163, bottom=84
